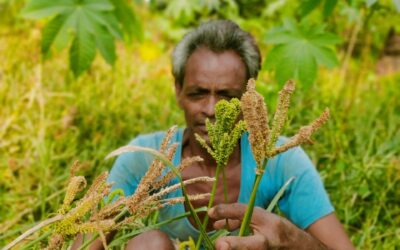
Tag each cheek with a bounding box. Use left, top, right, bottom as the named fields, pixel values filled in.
left=181, top=100, right=201, bottom=120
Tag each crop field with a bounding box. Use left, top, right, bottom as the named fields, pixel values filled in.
left=0, top=1, right=400, bottom=249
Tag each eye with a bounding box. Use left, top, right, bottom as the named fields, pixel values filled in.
left=220, top=93, right=237, bottom=100
left=187, top=92, right=204, bottom=98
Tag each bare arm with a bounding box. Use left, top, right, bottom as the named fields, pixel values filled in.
left=208, top=203, right=354, bottom=250
left=306, top=213, right=354, bottom=250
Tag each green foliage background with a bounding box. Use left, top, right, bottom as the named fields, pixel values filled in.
left=1, top=0, right=400, bottom=248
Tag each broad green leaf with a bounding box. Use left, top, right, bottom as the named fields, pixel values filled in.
left=21, top=0, right=74, bottom=19
left=69, top=21, right=96, bottom=76
left=110, top=0, right=143, bottom=42
left=308, top=33, right=342, bottom=46
left=84, top=0, right=114, bottom=11
left=165, top=0, right=200, bottom=20
left=21, top=0, right=143, bottom=76
left=96, top=32, right=116, bottom=65
left=299, top=0, right=322, bottom=17
left=52, top=10, right=78, bottom=51
left=84, top=9, right=123, bottom=39
left=41, top=14, right=67, bottom=54
left=272, top=43, right=317, bottom=88
left=309, top=46, right=338, bottom=68
left=298, top=0, right=338, bottom=18
left=264, top=27, right=299, bottom=44
left=264, top=21, right=340, bottom=87
left=323, top=0, right=338, bottom=17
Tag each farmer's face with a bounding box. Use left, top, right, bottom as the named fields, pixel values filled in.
left=175, top=47, right=247, bottom=141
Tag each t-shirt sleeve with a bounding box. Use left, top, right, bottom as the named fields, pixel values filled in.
left=277, top=146, right=334, bottom=229
left=106, top=135, right=156, bottom=197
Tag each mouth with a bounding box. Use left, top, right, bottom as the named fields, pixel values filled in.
left=194, top=124, right=208, bottom=136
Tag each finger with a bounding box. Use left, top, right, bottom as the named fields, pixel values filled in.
left=213, top=219, right=241, bottom=230
left=215, top=235, right=267, bottom=250
left=208, top=203, right=248, bottom=221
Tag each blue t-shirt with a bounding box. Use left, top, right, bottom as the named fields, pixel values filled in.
left=107, top=128, right=334, bottom=241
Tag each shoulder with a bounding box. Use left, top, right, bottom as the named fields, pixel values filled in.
left=107, top=130, right=173, bottom=196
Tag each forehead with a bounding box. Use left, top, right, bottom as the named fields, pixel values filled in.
left=183, top=47, right=247, bottom=91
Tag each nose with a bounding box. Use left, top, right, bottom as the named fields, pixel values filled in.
left=203, top=95, right=217, bottom=119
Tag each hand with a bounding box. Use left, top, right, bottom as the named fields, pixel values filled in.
left=208, top=203, right=326, bottom=250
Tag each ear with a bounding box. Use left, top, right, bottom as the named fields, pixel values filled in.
left=174, top=81, right=183, bottom=109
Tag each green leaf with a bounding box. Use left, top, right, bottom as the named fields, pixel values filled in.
left=323, top=0, right=338, bottom=17
left=298, top=0, right=338, bottom=18
left=84, top=0, right=114, bottom=11
left=264, top=27, right=299, bottom=44
left=21, top=0, right=74, bottom=19
left=110, top=0, right=143, bottom=42
left=41, top=14, right=67, bottom=55
left=84, top=9, right=123, bottom=39
left=264, top=21, right=340, bottom=87
left=69, top=21, right=96, bottom=76
left=96, top=32, right=116, bottom=65
left=299, top=0, right=322, bottom=17
left=309, top=46, right=338, bottom=68
left=21, top=0, right=141, bottom=76
left=165, top=0, right=200, bottom=20
left=308, top=33, right=342, bottom=46
left=272, top=43, right=317, bottom=88
left=52, top=10, right=78, bottom=51
left=266, top=177, right=296, bottom=212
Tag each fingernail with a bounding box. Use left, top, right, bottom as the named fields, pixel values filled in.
left=208, top=207, right=215, bottom=216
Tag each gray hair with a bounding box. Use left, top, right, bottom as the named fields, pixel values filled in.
left=172, top=20, right=261, bottom=86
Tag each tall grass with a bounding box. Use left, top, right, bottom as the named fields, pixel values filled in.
left=1, top=6, right=399, bottom=249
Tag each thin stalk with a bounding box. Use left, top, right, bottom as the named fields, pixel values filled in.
left=266, top=176, right=296, bottom=212
left=106, top=145, right=214, bottom=248
left=239, top=157, right=268, bottom=236
left=20, top=231, right=52, bottom=250
left=3, top=214, right=63, bottom=250
left=221, top=167, right=230, bottom=231
left=181, top=184, right=214, bottom=249
left=109, top=207, right=208, bottom=246
left=78, top=209, right=129, bottom=250
left=195, top=163, right=222, bottom=250
left=238, top=173, right=263, bottom=236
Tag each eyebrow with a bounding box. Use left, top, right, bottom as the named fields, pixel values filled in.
left=217, top=89, right=242, bottom=96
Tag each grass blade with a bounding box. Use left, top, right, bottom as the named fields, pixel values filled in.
left=266, top=176, right=296, bottom=212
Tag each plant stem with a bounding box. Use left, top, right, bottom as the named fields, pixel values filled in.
left=239, top=157, right=269, bottom=236
left=20, top=231, right=52, bottom=250
left=239, top=173, right=263, bottom=236
left=78, top=208, right=129, bottom=250
left=109, top=207, right=208, bottom=246
left=195, top=163, right=222, bottom=250
left=221, top=167, right=230, bottom=230
left=3, top=214, right=63, bottom=250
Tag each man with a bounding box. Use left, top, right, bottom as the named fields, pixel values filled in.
left=77, top=20, right=354, bottom=249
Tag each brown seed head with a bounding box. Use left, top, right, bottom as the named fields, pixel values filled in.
left=241, top=78, right=269, bottom=167
left=152, top=156, right=203, bottom=190
left=268, top=80, right=296, bottom=152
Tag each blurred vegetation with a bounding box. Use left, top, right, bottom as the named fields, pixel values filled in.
left=0, top=0, right=400, bottom=248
